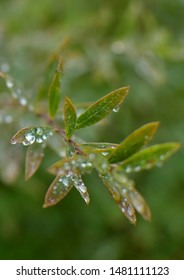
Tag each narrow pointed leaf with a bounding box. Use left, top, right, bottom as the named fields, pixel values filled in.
left=76, top=86, right=129, bottom=129
left=25, top=143, right=45, bottom=180
left=112, top=171, right=150, bottom=221
left=48, top=58, right=63, bottom=118
left=99, top=171, right=136, bottom=224
left=38, top=56, right=59, bottom=100
left=116, top=143, right=180, bottom=173
left=128, top=188, right=151, bottom=221
left=38, top=40, right=69, bottom=100
left=94, top=155, right=136, bottom=224
left=108, top=122, right=159, bottom=163
left=11, top=126, right=53, bottom=146
left=43, top=175, right=73, bottom=208
left=72, top=174, right=90, bottom=205
left=64, top=97, right=77, bottom=138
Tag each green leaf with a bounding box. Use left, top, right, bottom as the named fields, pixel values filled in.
left=43, top=175, right=73, bottom=208
left=108, top=122, right=159, bottom=163
left=25, top=143, right=44, bottom=180
left=11, top=126, right=54, bottom=146
left=64, top=97, right=77, bottom=138
left=38, top=57, right=59, bottom=101
left=76, top=86, right=129, bottom=129
left=38, top=40, right=69, bottom=100
left=116, top=143, right=180, bottom=173
left=48, top=58, right=63, bottom=118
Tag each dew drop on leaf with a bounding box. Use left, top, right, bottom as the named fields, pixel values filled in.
left=25, top=133, right=35, bottom=145
left=20, top=97, right=27, bottom=106
left=113, top=105, right=120, bottom=113
left=125, top=165, right=132, bottom=173
left=134, top=165, right=141, bottom=172
left=4, top=115, right=13, bottom=124
left=22, top=139, right=30, bottom=146
left=36, top=137, right=43, bottom=143
left=6, top=79, right=14, bottom=88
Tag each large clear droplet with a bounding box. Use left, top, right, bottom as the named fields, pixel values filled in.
left=25, top=133, right=35, bottom=145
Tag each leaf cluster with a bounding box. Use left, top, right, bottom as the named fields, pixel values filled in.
left=0, top=50, right=180, bottom=224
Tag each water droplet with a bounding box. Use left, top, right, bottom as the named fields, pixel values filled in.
left=48, top=198, right=56, bottom=204
left=101, top=152, right=109, bottom=156
left=1, top=63, right=10, bottom=72
left=36, top=127, right=43, bottom=135
left=125, top=165, right=132, bottom=173
left=53, top=185, right=58, bottom=190
left=11, top=138, right=17, bottom=145
left=63, top=177, right=70, bottom=187
left=89, top=153, right=96, bottom=160
left=156, top=162, right=163, bottom=168
left=160, top=154, right=166, bottom=161
left=121, top=188, right=127, bottom=195
left=25, top=133, right=35, bottom=145
left=101, top=162, right=108, bottom=170
left=4, top=115, right=13, bottom=123
left=12, top=88, right=22, bottom=99
left=87, top=162, right=92, bottom=167
left=36, top=138, right=43, bottom=143
left=22, top=139, right=30, bottom=146
left=64, top=163, right=71, bottom=171
left=78, top=183, right=86, bottom=193
left=20, top=97, right=27, bottom=106
left=81, top=162, right=87, bottom=168
left=134, top=165, right=141, bottom=172
left=42, top=134, right=47, bottom=140
left=113, top=105, right=120, bottom=113
left=6, top=79, right=14, bottom=88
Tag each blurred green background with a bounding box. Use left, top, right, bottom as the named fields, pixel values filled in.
left=0, top=0, right=184, bottom=260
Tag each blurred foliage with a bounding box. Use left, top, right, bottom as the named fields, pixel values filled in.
left=0, top=0, right=184, bottom=259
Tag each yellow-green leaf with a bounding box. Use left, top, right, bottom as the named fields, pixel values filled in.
left=116, top=143, right=180, bottom=173
left=128, top=188, right=151, bottom=221
left=64, top=97, right=77, bottom=138
left=48, top=58, right=63, bottom=118
left=76, top=86, right=129, bottom=129
left=99, top=171, right=136, bottom=224
left=113, top=171, right=150, bottom=221
left=43, top=175, right=73, bottom=208
left=25, top=144, right=44, bottom=180
left=108, top=122, right=159, bottom=163
left=11, top=126, right=53, bottom=146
